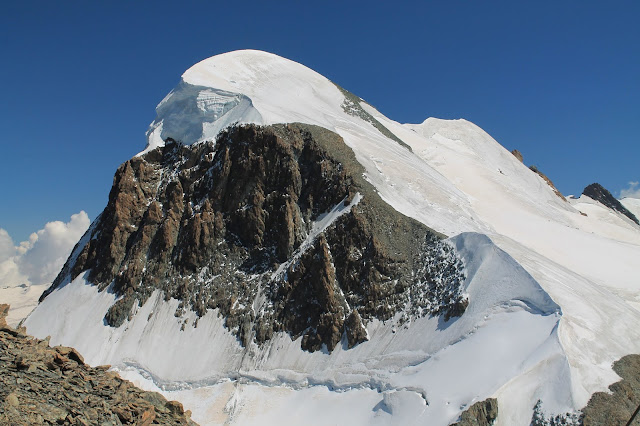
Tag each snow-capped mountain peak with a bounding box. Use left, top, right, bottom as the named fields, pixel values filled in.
left=145, top=50, right=348, bottom=152
left=24, top=50, right=640, bottom=426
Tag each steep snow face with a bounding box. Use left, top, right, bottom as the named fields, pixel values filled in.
left=25, top=233, right=566, bottom=426
left=393, top=117, right=640, bottom=299
left=568, top=195, right=640, bottom=242
left=355, top=106, right=640, bottom=293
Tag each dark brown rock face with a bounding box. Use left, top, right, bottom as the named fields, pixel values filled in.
left=0, top=306, right=197, bottom=425
left=581, top=354, right=640, bottom=426
left=583, top=183, right=639, bottom=225
left=42, top=123, right=467, bottom=352
left=453, top=398, right=498, bottom=426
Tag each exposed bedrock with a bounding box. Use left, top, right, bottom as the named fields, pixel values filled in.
left=452, top=398, right=498, bottom=426
left=583, top=182, right=639, bottom=225
left=42, top=123, right=467, bottom=352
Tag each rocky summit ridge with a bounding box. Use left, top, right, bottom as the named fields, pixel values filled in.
left=582, top=182, right=639, bottom=225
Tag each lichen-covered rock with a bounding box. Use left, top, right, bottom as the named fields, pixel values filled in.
left=42, top=123, right=467, bottom=352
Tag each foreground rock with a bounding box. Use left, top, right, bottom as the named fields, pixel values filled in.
left=0, top=304, right=196, bottom=425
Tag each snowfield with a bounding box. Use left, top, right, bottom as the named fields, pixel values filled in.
left=26, top=233, right=566, bottom=426
left=24, top=50, right=640, bottom=425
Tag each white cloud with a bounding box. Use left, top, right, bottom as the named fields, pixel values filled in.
left=0, top=212, right=90, bottom=327
left=0, top=229, right=17, bottom=262
left=0, top=211, right=90, bottom=289
left=620, top=181, right=640, bottom=199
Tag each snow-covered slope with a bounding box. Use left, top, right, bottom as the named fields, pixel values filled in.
left=371, top=112, right=640, bottom=404
left=391, top=115, right=640, bottom=293
left=26, top=233, right=567, bottom=426
left=24, top=50, right=640, bottom=425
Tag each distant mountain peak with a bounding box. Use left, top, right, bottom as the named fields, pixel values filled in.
left=583, top=182, right=639, bottom=225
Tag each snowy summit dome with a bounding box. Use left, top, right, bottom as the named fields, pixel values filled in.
left=143, top=50, right=346, bottom=153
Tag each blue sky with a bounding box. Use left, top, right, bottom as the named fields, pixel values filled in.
left=1, top=1, right=638, bottom=242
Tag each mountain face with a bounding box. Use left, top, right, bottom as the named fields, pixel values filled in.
left=23, top=50, right=640, bottom=426
left=44, top=123, right=466, bottom=352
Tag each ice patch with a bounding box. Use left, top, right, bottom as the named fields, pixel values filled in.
left=140, top=81, right=263, bottom=154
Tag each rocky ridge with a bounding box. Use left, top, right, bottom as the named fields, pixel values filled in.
left=510, top=149, right=565, bottom=200
left=582, top=183, right=639, bottom=225
left=0, top=304, right=196, bottom=425
left=41, top=123, right=467, bottom=352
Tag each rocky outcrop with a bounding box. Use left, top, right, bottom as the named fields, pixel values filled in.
left=511, top=149, right=524, bottom=163
left=452, top=398, right=498, bottom=426
left=509, top=149, right=564, bottom=200
left=529, top=166, right=565, bottom=200
left=581, top=354, right=640, bottom=425
left=530, top=400, right=581, bottom=425
left=583, top=183, right=639, bottom=225
left=334, top=84, right=412, bottom=152
left=42, top=123, right=467, bottom=352
left=0, top=306, right=196, bottom=425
